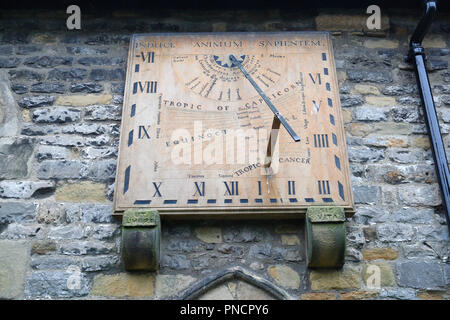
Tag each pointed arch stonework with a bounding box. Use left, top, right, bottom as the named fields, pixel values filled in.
left=178, top=266, right=293, bottom=300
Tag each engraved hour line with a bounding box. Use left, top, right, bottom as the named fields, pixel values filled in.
left=217, top=88, right=241, bottom=101
left=261, top=73, right=275, bottom=83
left=204, top=78, right=217, bottom=98
left=191, top=81, right=201, bottom=90
left=186, top=77, right=199, bottom=86
left=256, top=75, right=269, bottom=87
left=266, top=68, right=281, bottom=76
left=236, top=88, right=242, bottom=100
left=199, top=82, right=208, bottom=96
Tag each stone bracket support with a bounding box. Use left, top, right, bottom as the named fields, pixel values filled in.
left=305, top=206, right=346, bottom=268
left=121, top=209, right=160, bottom=271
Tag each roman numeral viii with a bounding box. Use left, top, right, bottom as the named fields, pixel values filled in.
left=133, top=81, right=157, bottom=94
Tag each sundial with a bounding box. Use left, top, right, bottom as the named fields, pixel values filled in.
left=114, top=32, right=354, bottom=218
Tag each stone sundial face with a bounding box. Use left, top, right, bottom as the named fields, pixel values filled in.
left=114, top=32, right=354, bottom=217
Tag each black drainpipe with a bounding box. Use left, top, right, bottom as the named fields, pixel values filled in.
left=406, top=0, right=450, bottom=232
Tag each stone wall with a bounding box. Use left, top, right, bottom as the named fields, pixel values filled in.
left=0, top=9, right=449, bottom=300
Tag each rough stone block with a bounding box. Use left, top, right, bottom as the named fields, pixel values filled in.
left=59, top=240, right=115, bottom=256
left=391, top=106, right=423, bottom=123
left=0, top=138, right=34, bottom=179
left=88, top=68, right=125, bottom=81
left=86, top=159, right=117, bottom=181
left=9, top=70, right=44, bottom=82
left=301, top=292, right=338, bottom=300
left=397, top=261, right=445, bottom=289
left=81, top=146, right=116, bottom=159
left=30, top=82, right=66, bottom=94
left=55, top=181, right=106, bottom=202
left=341, top=290, right=379, bottom=300
left=25, top=271, right=90, bottom=298
left=91, top=273, right=154, bottom=298
left=347, top=69, right=392, bottom=83
left=161, top=254, right=191, bottom=270
left=0, top=71, right=19, bottom=137
left=379, top=288, right=416, bottom=300
left=62, top=123, right=106, bottom=135
left=362, top=261, right=396, bottom=287
left=24, top=56, right=72, bottom=68
left=0, top=202, right=37, bottom=224
left=315, top=14, right=389, bottom=33
left=31, top=255, right=79, bottom=270
left=36, top=145, right=71, bottom=161
left=32, top=107, right=80, bottom=123
left=398, top=184, right=442, bottom=206
left=353, top=185, right=380, bottom=204
left=391, top=207, right=436, bottom=224
left=348, top=146, right=384, bottom=163
left=81, top=255, right=118, bottom=272
left=352, top=84, right=380, bottom=95
left=55, top=94, right=112, bottom=106
left=91, top=224, right=119, bottom=240
left=365, top=96, right=396, bottom=107
left=353, top=106, right=388, bottom=121
left=362, top=248, right=398, bottom=261
left=70, top=82, right=104, bottom=93
left=47, top=68, right=87, bottom=81
left=281, top=235, right=300, bottom=246
left=377, top=223, right=415, bottom=242
left=0, top=180, right=55, bottom=199
left=31, top=240, right=57, bottom=255
left=309, top=267, right=361, bottom=290
left=40, top=135, right=84, bottom=147
left=84, top=104, right=121, bottom=121
left=37, top=160, right=86, bottom=179
left=267, top=265, right=300, bottom=289
left=364, top=39, right=398, bottom=49
left=0, top=240, right=29, bottom=299
left=194, top=227, right=223, bottom=243
left=154, top=274, right=196, bottom=299
left=65, top=203, right=113, bottom=223
left=48, top=224, right=86, bottom=240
